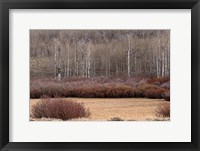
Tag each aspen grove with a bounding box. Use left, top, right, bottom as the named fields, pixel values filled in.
left=30, top=30, right=170, bottom=80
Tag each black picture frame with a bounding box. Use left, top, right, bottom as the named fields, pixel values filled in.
left=0, top=0, right=199, bottom=150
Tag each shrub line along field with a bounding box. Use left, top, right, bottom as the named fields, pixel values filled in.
left=30, top=76, right=170, bottom=101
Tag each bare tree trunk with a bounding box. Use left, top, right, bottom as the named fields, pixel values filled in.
left=75, top=42, right=78, bottom=76
left=73, top=38, right=77, bottom=76
left=127, top=34, right=131, bottom=77
left=64, top=60, right=66, bottom=78
left=67, top=44, right=70, bottom=78
left=41, top=50, right=44, bottom=78
left=54, top=41, right=57, bottom=79
left=134, top=55, right=137, bottom=76
left=167, top=36, right=170, bottom=76
left=93, top=61, right=96, bottom=77
left=116, top=62, right=118, bottom=75
left=101, top=57, right=104, bottom=76
left=156, top=58, right=159, bottom=78
left=81, top=42, right=85, bottom=78
left=86, top=43, right=91, bottom=78
left=75, top=40, right=79, bottom=77
left=108, top=58, right=110, bottom=76
left=57, top=48, right=61, bottom=81
left=53, top=38, right=61, bottom=80
left=106, top=58, right=108, bottom=77
left=157, top=31, right=161, bottom=78
left=162, top=49, right=165, bottom=77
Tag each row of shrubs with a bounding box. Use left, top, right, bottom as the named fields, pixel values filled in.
left=30, top=77, right=170, bottom=101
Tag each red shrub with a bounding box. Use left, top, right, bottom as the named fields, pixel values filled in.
left=41, top=94, right=50, bottom=99
left=158, top=77, right=170, bottom=84
left=71, top=85, right=135, bottom=98
left=30, top=88, right=43, bottom=98
left=105, top=85, right=135, bottom=98
left=31, top=99, right=90, bottom=120
left=138, top=84, right=158, bottom=92
left=132, top=88, right=143, bottom=97
left=144, top=88, right=166, bottom=99
left=160, top=81, right=170, bottom=89
left=162, top=90, right=170, bottom=101
left=155, top=103, right=170, bottom=118
left=147, top=77, right=170, bottom=85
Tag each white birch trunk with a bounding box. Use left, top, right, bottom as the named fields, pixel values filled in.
left=127, top=35, right=131, bottom=77
left=58, top=48, right=61, bottom=81
left=54, top=43, right=57, bottom=79
left=67, top=44, right=70, bottom=78
left=64, top=60, right=66, bottom=78
left=162, top=47, right=165, bottom=77
left=88, top=51, right=91, bottom=78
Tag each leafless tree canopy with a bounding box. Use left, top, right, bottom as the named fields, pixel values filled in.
left=30, top=30, right=170, bottom=79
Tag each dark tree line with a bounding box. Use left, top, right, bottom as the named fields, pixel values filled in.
left=30, top=30, right=170, bottom=79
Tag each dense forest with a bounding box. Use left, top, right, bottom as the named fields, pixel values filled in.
left=30, top=30, right=170, bottom=79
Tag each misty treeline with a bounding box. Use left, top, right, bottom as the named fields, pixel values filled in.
left=30, top=30, right=170, bottom=80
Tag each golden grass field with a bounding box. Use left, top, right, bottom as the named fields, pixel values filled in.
left=30, top=98, right=170, bottom=121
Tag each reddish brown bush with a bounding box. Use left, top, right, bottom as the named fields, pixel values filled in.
left=31, top=99, right=90, bottom=120
left=71, top=85, right=137, bottom=98
left=158, top=77, right=170, bottom=84
left=138, top=84, right=158, bottom=91
left=105, top=86, right=135, bottom=98
left=144, top=88, right=166, bottom=99
left=147, top=77, right=170, bottom=85
left=30, top=88, right=43, bottom=98
left=162, top=90, right=170, bottom=101
left=160, top=81, right=170, bottom=89
left=155, top=103, right=170, bottom=117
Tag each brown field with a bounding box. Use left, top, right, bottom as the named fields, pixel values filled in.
left=30, top=98, right=170, bottom=121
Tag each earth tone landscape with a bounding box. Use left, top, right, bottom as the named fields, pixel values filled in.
left=30, top=98, right=170, bottom=121
left=30, top=30, right=170, bottom=121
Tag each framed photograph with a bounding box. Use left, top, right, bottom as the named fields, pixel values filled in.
left=0, top=0, right=199, bottom=150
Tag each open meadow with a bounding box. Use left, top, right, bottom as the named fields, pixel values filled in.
left=30, top=98, right=170, bottom=121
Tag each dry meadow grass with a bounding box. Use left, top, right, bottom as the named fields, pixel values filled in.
left=30, top=98, right=170, bottom=121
